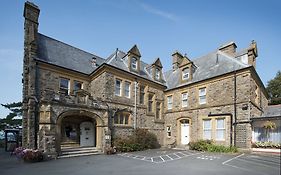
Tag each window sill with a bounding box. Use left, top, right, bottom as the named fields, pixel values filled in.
left=114, top=125, right=133, bottom=128
left=146, top=112, right=155, bottom=116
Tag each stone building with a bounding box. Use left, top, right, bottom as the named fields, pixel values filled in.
left=22, top=2, right=268, bottom=157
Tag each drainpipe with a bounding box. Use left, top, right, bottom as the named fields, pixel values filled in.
left=134, top=81, right=138, bottom=129
left=233, top=70, right=237, bottom=147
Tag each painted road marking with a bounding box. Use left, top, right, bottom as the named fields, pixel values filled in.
left=118, top=151, right=202, bottom=164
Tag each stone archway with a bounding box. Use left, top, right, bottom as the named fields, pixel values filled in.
left=56, top=110, right=104, bottom=153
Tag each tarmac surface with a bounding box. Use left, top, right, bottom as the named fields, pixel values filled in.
left=0, top=148, right=280, bottom=175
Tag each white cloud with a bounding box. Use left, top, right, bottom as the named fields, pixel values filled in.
left=137, top=1, right=179, bottom=22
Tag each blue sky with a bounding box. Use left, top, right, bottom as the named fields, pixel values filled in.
left=0, top=0, right=280, bottom=118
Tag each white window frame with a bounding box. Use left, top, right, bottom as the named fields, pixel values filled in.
left=203, top=119, right=212, bottom=140
left=131, top=57, right=137, bottom=70
left=167, top=95, right=173, bottom=110
left=59, top=78, right=70, bottom=95
left=199, top=87, right=207, bottom=104
left=124, top=81, right=131, bottom=98
left=182, top=67, right=189, bottom=80
left=182, top=92, right=188, bottom=107
left=115, top=79, right=122, bottom=96
left=155, top=68, right=160, bottom=80
left=216, top=118, right=225, bottom=141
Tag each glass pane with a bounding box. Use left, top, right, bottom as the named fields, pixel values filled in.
left=60, top=78, right=69, bottom=89
left=199, top=88, right=206, bottom=96
left=204, top=120, right=211, bottom=129
left=119, top=114, right=124, bottom=124
left=216, top=129, right=225, bottom=140
left=217, top=119, right=224, bottom=129
left=74, top=81, right=82, bottom=91
left=124, top=115, right=129, bottom=124
left=204, top=131, right=211, bottom=140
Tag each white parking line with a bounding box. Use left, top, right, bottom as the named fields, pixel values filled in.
left=160, top=156, right=165, bottom=162
left=166, top=155, right=173, bottom=160
left=222, top=153, right=244, bottom=165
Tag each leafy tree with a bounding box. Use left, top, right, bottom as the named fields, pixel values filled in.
left=266, top=71, right=281, bottom=105
left=0, top=102, right=22, bottom=129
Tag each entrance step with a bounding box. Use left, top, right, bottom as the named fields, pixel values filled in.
left=58, top=147, right=102, bottom=159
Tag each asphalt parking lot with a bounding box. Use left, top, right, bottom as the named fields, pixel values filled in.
left=0, top=148, right=280, bottom=175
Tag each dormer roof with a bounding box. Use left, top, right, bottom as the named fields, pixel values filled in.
left=152, top=58, right=163, bottom=68
left=128, top=44, right=141, bottom=57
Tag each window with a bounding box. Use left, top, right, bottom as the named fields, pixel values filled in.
left=182, top=67, right=189, bottom=80
left=124, top=81, right=131, bottom=98
left=73, top=80, right=82, bottom=92
left=139, top=85, right=145, bottom=104
left=182, top=92, right=188, bottom=107
left=155, top=68, right=160, bottom=80
left=167, top=95, right=173, bottom=110
left=114, top=113, right=130, bottom=125
left=131, top=57, right=137, bottom=70
left=148, top=94, right=154, bottom=112
left=156, top=102, right=161, bottom=119
left=115, top=79, right=122, bottom=96
left=199, top=87, right=206, bottom=104
left=60, top=78, right=70, bottom=95
left=203, top=119, right=212, bottom=140
left=216, top=119, right=225, bottom=141
left=167, top=126, right=171, bottom=137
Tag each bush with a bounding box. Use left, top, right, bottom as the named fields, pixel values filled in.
left=252, top=141, right=281, bottom=149
left=189, top=140, right=237, bottom=153
left=12, top=147, right=43, bottom=162
left=113, top=129, right=160, bottom=152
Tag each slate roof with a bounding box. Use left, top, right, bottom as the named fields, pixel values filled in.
left=36, top=33, right=105, bottom=74
left=164, top=50, right=250, bottom=89
left=261, top=105, right=281, bottom=118
left=105, top=50, right=166, bottom=85
left=35, top=33, right=253, bottom=89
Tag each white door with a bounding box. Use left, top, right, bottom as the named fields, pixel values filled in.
left=181, top=123, right=190, bottom=144
left=80, top=122, right=95, bottom=147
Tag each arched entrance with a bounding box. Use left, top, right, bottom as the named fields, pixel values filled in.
left=56, top=110, right=104, bottom=152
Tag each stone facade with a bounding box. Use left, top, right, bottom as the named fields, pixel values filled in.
left=22, top=2, right=268, bottom=157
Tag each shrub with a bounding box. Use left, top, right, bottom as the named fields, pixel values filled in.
left=12, top=147, right=43, bottom=162
left=113, top=129, right=160, bottom=152
left=189, top=140, right=238, bottom=153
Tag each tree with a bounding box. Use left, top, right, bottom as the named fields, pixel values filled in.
left=266, top=71, right=281, bottom=105
left=0, top=102, right=22, bottom=129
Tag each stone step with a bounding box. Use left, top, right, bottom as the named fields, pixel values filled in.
left=58, top=147, right=102, bottom=159
left=58, top=151, right=102, bottom=159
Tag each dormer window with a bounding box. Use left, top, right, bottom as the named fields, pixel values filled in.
left=182, top=67, right=189, bottom=80
left=155, top=68, right=160, bottom=80
left=131, top=57, right=137, bottom=70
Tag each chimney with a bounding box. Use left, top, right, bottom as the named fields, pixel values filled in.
left=172, top=51, right=184, bottom=71
left=247, top=40, right=258, bottom=68
left=218, top=41, right=237, bottom=56
left=24, top=1, right=40, bottom=44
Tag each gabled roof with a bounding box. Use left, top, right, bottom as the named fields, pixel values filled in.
left=128, top=44, right=141, bottom=57
left=164, top=50, right=250, bottom=89
left=179, top=56, right=192, bottom=68
left=152, top=58, right=163, bottom=68
left=36, top=33, right=105, bottom=74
